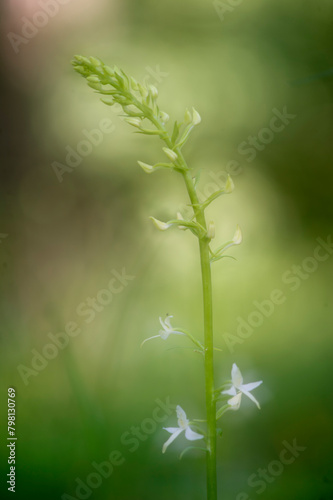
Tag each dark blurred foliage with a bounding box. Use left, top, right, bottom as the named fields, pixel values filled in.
left=0, top=1, right=332, bottom=499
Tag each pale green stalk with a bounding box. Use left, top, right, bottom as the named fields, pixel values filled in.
left=71, top=55, right=247, bottom=500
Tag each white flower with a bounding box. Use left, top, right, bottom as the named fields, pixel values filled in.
left=162, top=405, right=203, bottom=453
left=223, top=363, right=262, bottom=409
left=141, top=315, right=185, bottom=347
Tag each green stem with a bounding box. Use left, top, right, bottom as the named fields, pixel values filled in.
left=183, top=172, right=217, bottom=500
left=148, top=114, right=218, bottom=500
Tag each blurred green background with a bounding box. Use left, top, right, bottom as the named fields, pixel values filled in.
left=0, top=0, right=332, bottom=499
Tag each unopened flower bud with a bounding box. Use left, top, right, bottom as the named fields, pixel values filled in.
left=149, top=217, right=172, bottom=231
left=176, top=212, right=187, bottom=230
left=104, top=66, right=114, bottom=77
left=89, top=56, right=101, bottom=67
left=225, top=175, right=235, bottom=194
left=74, top=55, right=90, bottom=65
left=130, top=77, right=139, bottom=90
left=160, top=111, right=170, bottom=123
left=138, top=161, right=154, bottom=174
left=184, top=108, right=192, bottom=124
left=87, top=81, right=103, bottom=91
left=100, top=98, right=114, bottom=106
left=138, top=84, right=148, bottom=99
left=192, top=107, right=201, bottom=125
left=87, top=76, right=100, bottom=84
left=162, top=147, right=178, bottom=162
left=207, top=221, right=215, bottom=239
left=125, top=118, right=142, bottom=128
left=232, top=225, right=242, bottom=245
left=149, top=85, right=158, bottom=98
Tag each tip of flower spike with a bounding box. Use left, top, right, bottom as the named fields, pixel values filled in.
left=192, top=107, right=201, bottom=125
left=73, top=55, right=90, bottom=65
left=149, top=217, right=172, bottom=231
left=232, top=225, right=242, bottom=245
left=138, top=161, right=154, bottom=174
left=225, top=175, right=235, bottom=194
left=89, top=56, right=102, bottom=67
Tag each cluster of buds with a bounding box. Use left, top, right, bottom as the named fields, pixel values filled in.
left=72, top=56, right=203, bottom=178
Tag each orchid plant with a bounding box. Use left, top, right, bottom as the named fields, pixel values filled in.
left=72, top=55, right=263, bottom=500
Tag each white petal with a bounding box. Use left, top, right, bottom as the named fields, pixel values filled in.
left=228, top=393, right=242, bottom=410
left=164, top=315, right=173, bottom=330
left=222, top=386, right=237, bottom=396
left=163, top=427, right=180, bottom=434
left=241, top=389, right=261, bottom=409
left=162, top=428, right=183, bottom=453
left=240, top=381, right=262, bottom=392
left=176, top=405, right=189, bottom=429
left=231, top=363, right=243, bottom=388
left=159, top=330, right=169, bottom=340
left=185, top=427, right=204, bottom=441
left=159, top=316, right=167, bottom=331
left=140, top=335, right=161, bottom=347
